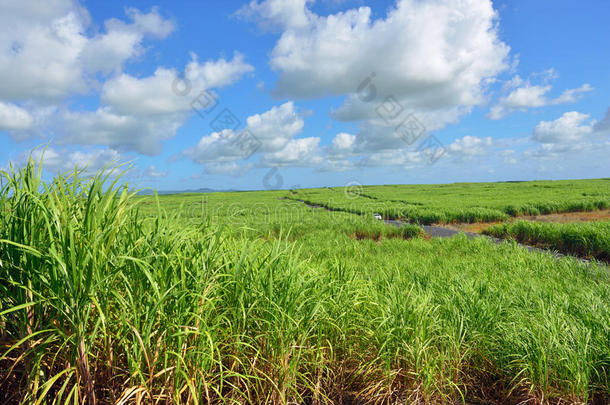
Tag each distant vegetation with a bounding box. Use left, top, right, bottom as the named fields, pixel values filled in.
left=1, top=163, right=609, bottom=404
left=485, top=220, right=610, bottom=262
left=289, top=180, right=610, bottom=224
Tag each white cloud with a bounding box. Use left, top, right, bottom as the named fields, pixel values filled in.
left=245, top=101, right=304, bottom=152
left=328, top=132, right=356, bottom=157
left=488, top=72, right=592, bottom=119
left=100, top=53, right=252, bottom=116
left=553, top=84, right=594, bottom=104
left=350, top=121, right=412, bottom=153
left=496, top=84, right=551, bottom=108
left=447, top=135, right=493, bottom=157
left=521, top=109, right=610, bottom=163
left=0, top=102, right=33, bottom=131
left=241, top=0, right=509, bottom=121
left=0, top=1, right=254, bottom=157
left=0, top=0, right=208, bottom=155
left=322, top=134, right=491, bottom=171
left=331, top=132, right=356, bottom=150
left=123, top=7, right=175, bottom=39
left=237, top=0, right=511, bottom=169
left=28, top=54, right=252, bottom=154
left=184, top=102, right=304, bottom=166
left=259, top=136, right=321, bottom=166
left=532, top=111, right=594, bottom=144
left=101, top=69, right=190, bottom=115
left=81, top=7, right=174, bottom=75
left=13, top=147, right=124, bottom=175
left=57, top=107, right=185, bottom=155
left=524, top=143, right=587, bottom=160
left=183, top=129, right=257, bottom=164
left=236, top=0, right=312, bottom=31
left=0, top=1, right=174, bottom=101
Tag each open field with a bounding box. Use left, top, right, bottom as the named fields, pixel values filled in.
left=288, top=180, right=610, bottom=224
left=1, top=164, right=610, bottom=404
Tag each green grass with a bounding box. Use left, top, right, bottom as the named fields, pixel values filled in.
left=1, top=162, right=610, bottom=404
left=484, top=220, right=610, bottom=262
left=288, top=180, right=610, bottom=224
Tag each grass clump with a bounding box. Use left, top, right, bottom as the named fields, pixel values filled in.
left=0, top=161, right=300, bottom=403
left=504, top=199, right=610, bottom=217
left=351, top=223, right=424, bottom=241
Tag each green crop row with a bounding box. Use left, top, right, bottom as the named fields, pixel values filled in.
left=289, top=180, right=610, bottom=224
left=485, top=220, right=610, bottom=262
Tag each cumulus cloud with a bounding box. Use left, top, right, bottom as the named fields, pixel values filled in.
left=328, top=132, right=356, bottom=156
left=52, top=53, right=253, bottom=154
left=184, top=102, right=304, bottom=167
left=447, top=136, right=493, bottom=157
left=500, top=149, right=518, bottom=165
left=182, top=100, right=483, bottom=173
left=236, top=0, right=312, bottom=30
left=524, top=143, right=587, bottom=160
left=259, top=136, right=321, bottom=166
left=12, top=147, right=124, bottom=175
left=241, top=0, right=509, bottom=119
left=100, top=53, right=252, bottom=116
left=0, top=102, right=33, bottom=131
left=488, top=71, right=592, bottom=119
left=532, top=111, right=594, bottom=144
left=0, top=1, right=174, bottom=102
left=236, top=0, right=511, bottom=170
left=184, top=102, right=332, bottom=171
left=0, top=1, right=253, bottom=158
left=244, top=102, right=305, bottom=151
left=81, top=7, right=175, bottom=75
left=521, top=109, right=610, bottom=162
left=55, top=107, right=181, bottom=155
left=183, top=129, right=259, bottom=164
left=14, top=53, right=252, bottom=154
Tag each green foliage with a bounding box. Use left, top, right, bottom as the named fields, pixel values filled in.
left=1, top=163, right=609, bottom=403
left=290, top=180, right=610, bottom=224
left=485, top=220, right=610, bottom=262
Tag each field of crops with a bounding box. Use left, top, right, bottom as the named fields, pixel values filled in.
left=288, top=180, right=610, bottom=224
left=1, top=163, right=610, bottom=404
left=485, top=220, right=610, bottom=262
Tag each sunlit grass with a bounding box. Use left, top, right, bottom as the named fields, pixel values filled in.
left=485, top=220, right=610, bottom=262
left=288, top=180, right=610, bottom=224
left=1, top=161, right=609, bottom=403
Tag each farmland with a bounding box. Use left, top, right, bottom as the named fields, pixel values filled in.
left=287, top=180, right=610, bottom=224
left=484, top=220, right=610, bottom=262
left=1, top=163, right=610, bottom=404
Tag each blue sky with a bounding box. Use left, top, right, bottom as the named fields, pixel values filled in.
left=0, top=0, right=608, bottom=191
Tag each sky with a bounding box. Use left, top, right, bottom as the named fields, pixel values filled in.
left=0, top=0, right=608, bottom=191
